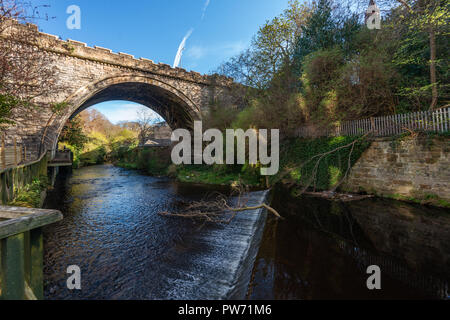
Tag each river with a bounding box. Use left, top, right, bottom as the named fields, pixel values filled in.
left=43, top=164, right=449, bottom=300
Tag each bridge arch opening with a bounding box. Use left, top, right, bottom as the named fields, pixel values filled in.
left=70, top=80, right=199, bottom=130
left=46, top=75, right=201, bottom=153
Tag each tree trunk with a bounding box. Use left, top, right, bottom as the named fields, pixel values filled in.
left=429, top=27, right=438, bottom=110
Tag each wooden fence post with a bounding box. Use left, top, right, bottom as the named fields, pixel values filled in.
left=1, top=134, right=5, bottom=170
left=14, top=138, right=17, bottom=166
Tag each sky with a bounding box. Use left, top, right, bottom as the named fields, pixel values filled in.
left=33, top=0, right=292, bottom=124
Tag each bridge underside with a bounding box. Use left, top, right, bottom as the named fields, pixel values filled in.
left=72, top=82, right=198, bottom=130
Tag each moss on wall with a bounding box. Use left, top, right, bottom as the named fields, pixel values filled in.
left=0, top=155, right=48, bottom=205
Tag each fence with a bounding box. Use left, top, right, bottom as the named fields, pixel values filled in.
left=0, top=137, right=28, bottom=169
left=295, top=107, right=450, bottom=138
left=0, top=206, right=63, bottom=300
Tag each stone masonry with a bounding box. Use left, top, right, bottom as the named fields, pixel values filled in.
left=344, top=137, right=450, bottom=203
left=2, top=21, right=236, bottom=159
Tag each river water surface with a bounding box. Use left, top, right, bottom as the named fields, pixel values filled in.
left=43, top=164, right=449, bottom=300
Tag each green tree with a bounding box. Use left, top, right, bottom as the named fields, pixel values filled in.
left=59, top=116, right=89, bottom=151
left=216, top=0, right=312, bottom=89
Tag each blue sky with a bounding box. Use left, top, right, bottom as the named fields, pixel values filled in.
left=33, top=0, right=292, bottom=124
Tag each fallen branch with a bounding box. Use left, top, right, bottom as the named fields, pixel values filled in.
left=159, top=183, right=283, bottom=224
left=276, top=131, right=374, bottom=197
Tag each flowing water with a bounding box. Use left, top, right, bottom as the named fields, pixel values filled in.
left=43, top=164, right=266, bottom=300
left=43, top=164, right=449, bottom=300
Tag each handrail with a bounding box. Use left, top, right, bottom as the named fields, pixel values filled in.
left=0, top=206, right=63, bottom=300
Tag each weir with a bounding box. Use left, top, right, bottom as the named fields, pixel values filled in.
left=156, top=190, right=270, bottom=300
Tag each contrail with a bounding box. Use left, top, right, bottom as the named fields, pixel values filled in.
left=173, top=28, right=194, bottom=68
left=172, top=1, right=210, bottom=68
left=201, top=0, right=211, bottom=20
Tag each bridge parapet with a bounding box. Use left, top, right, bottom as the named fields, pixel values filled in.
left=4, top=20, right=234, bottom=87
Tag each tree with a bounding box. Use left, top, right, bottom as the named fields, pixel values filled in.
left=395, top=0, right=448, bottom=109
left=293, top=0, right=361, bottom=74
left=215, top=0, right=312, bottom=89
left=136, top=109, right=159, bottom=145
left=0, top=0, right=60, bottom=128
left=362, top=0, right=449, bottom=110
left=59, top=116, right=88, bottom=151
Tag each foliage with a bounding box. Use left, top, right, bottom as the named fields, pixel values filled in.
left=9, top=175, right=48, bottom=208
left=115, top=147, right=172, bottom=176
left=276, top=136, right=372, bottom=190
left=213, top=0, right=449, bottom=137
left=215, top=0, right=312, bottom=89
left=59, top=116, right=89, bottom=151
left=0, top=92, right=19, bottom=126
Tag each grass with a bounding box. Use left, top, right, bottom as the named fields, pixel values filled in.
left=8, top=175, right=49, bottom=208
left=175, top=164, right=262, bottom=186
left=385, top=193, right=450, bottom=209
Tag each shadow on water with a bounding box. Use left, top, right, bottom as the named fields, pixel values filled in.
left=247, top=185, right=450, bottom=300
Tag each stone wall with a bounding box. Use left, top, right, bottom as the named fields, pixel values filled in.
left=2, top=21, right=236, bottom=160
left=344, top=136, right=450, bottom=204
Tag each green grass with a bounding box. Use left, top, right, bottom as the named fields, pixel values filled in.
left=112, top=136, right=371, bottom=189
left=385, top=193, right=450, bottom=209
left=175, top=164, right=262, bottom=186
left=8, top=175, right=49, bottom=208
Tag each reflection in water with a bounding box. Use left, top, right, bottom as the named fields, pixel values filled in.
left=248, top=186, right=449, bottom=300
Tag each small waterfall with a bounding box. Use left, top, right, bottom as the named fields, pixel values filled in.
left=159, top=190, right=271, bottom=300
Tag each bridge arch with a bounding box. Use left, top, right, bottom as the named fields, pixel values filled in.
left=48, top=74, right=202, bottom=152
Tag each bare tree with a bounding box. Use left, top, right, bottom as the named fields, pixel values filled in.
left=136, top=109, right=159, bottom=145
left=0, top=0, right=60, bottom=129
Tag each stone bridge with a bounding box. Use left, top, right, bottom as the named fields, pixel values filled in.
left=3, top=21, right=236, bottom=160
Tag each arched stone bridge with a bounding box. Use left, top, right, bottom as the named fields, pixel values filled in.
left=4, top=22, right=236, bottom=159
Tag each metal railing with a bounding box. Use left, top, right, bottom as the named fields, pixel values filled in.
left=295, top=107, right=450, bottom=138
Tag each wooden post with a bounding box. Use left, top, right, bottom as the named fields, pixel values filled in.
left=0, top=233, right=26, bottom=300
left=1, top=135, right=5, bottom=170
left=14, top=138, right=17, bottom=166
left=29, top=229, right=44, bottom=300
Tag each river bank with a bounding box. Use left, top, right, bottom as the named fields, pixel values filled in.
left=112, top=134, right=450, bottom=209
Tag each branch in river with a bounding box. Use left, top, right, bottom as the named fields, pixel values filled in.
left=159, top=183, right=283, bottom=224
